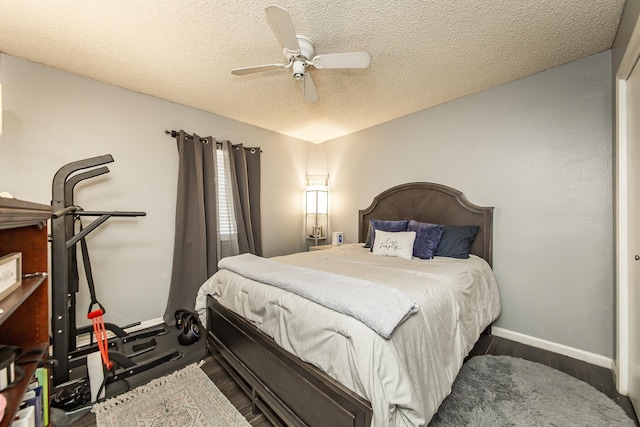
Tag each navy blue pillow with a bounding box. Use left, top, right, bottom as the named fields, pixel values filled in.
left=366, top=219, right=409, bottom=251
left=407, top=220, right=444, bottom=259
left=435, top=225, right=479, bottom=259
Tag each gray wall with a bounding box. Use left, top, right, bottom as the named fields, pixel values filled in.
left=0, top=49, right=616, bottom=359
left=0, top=54, right=310, bottom=327
left=323, top=51, right=614, bottom=358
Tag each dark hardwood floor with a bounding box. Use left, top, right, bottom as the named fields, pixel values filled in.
left=69, top=335, right=639, bottom=426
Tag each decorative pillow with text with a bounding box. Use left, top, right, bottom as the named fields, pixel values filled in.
left=372, top=230, right=416, bottom=260
left=366, top=219, right=410, bottom=250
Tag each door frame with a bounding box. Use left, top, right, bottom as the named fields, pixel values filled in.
left=616, top=14, right=640, bottom=394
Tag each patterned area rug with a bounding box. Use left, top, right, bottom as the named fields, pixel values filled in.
left=92, top=362, right=250, bottom=427
left=429, top=355, right=636, bottom=426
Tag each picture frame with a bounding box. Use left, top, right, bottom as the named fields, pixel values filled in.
left=0, top=252, right=22, bottom=301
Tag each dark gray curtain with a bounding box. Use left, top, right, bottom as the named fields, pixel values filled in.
left=226, top=141, right=262, bottom=256
left=163, top=131, right=217, bottom=324
left=163, top=132, right=262, bottom=325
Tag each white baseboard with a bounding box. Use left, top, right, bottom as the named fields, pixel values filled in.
left=123, top=317, right=165, bottom=332
left=491, top=327, right=614, bottom=370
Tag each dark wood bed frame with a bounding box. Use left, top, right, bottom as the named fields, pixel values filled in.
left=206, top=182, right=494, bottom=426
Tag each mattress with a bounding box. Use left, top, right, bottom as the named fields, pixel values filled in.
left=196, top=244, right=501, bottom=426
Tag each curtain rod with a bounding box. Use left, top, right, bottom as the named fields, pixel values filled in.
left=165, top=130, right=262, bottom=153
left=165, top=129, right=223, bottom=147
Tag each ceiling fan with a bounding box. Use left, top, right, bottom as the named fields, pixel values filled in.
left=231, top=4, right=372, bottom=104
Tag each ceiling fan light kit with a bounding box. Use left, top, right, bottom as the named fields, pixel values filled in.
left=231, top=4, right=371, bottom=104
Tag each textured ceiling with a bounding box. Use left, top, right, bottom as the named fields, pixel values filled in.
left=0, top=1, right=626, bottom=143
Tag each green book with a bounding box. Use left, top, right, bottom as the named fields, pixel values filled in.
left=34, top=367, right=49, bottom=426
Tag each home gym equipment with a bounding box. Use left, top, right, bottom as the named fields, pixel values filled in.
left=49, top=155, right=197, bottom=405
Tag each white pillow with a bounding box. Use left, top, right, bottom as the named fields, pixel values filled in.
left=372, top=230, right=416, bottom=260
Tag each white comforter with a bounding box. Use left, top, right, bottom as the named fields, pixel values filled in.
left=217, top=253, right=418, bottom=338
left=196, top=244, right=501, bottom=426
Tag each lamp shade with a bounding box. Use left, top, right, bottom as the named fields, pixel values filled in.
left=306, top=189, right=328, bottom=214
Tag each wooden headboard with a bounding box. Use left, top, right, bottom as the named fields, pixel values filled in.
left=358, top=182, right=494, bottom=266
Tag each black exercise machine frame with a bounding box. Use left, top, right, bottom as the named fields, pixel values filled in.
left=50, top=154, right=179, bottom=387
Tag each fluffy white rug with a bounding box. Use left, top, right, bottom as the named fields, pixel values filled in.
left=92, top=362, right=250, bottom=427
left=429, top=355, right=636, bottom=426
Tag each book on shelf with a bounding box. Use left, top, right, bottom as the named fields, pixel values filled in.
left=34, top=367, right=48, bottom=427
left=20, top=386, right=40, bottom=427
left=12, top=405, right=34, bottom=427
left=15, top=366, right=49, bottom=427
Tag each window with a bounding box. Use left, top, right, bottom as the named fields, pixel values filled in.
left=216, top=147, right=237, bottom=237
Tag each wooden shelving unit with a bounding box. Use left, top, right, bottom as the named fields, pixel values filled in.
left=0, top=197, right=51, bottom=426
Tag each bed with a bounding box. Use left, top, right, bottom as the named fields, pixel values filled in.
left=195, top=182, right=501, bottom=427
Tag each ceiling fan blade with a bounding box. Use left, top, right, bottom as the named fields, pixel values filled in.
left=312, top=52, right=371, bottom=69
left=299, top=73, right=319, bottom=104
left=265, top=5, right=301, bottom=54
left=231, top=64, right=285, bottom=76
